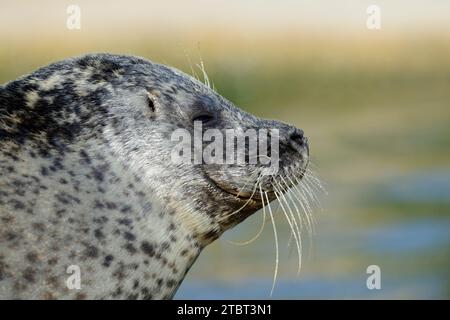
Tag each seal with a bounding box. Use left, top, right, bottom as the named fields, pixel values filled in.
left=0, top=54, right=309, bottom=299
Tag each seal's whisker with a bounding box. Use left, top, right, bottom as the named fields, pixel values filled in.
left=279, top=174, right=305, bottom=230
left=281, top=175, right=313, bottom=245
left=264, top=189, right=279, bottom=297
left=277, top=174, right=306, bottom=250
left=303, top=167, right=327, bottom=195
left=196, top=59, right=211, bottom=89
left=302, top=176, right=323, bottom=212
left=293, top=175, right=314, bottom=214
left=274, top=177, right=298, bottom=255
left=278, top=174, right=304, bottom=234
left=296, top=183, right=315, bottom=233
left=283, top=174, right=314, bottom=256
left=227, top=181, right=268, bottom=246
left=294, top=177, right=314, bottom=220
left=273, top=182, right=302, bottom=275
left=302, top=168, right=324, bottom=196
left=286, top=174, right=314, bottom=233
left=195, top=45, right=212, bottom=89
left=303, top=166, right=320, bottom=180
left=301, top=172, right=323, bottom=190
left=234, top=170, right=261, bottom=199
left=183, top=49, right=200, bottom=82
left=221, top=173, right=263, bottom=220
left=303, top=169, right=322, bottom=189
left=301, top=182, right=316, bottom=221
left=233, top=153, right=273, bottom=197
left=302, top=176, right=319, bottom=203
left=298, top=175, right=324, bottom=217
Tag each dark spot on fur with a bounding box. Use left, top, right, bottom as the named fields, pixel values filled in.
left=93, top=216, right=108, bottom=224
left=55, top=192, right=81, bottom=205
left=166, top=279, right=177, bottom=288
left=94, top=228, right=104, bottom=240
left=40, top=166, right=49, bottom=176
left=47, top=257, right=59, bottom=266
left=46, top=276, right=59, bottom=289
left=103, top=254, right=114, bottom=267
left=55, top=209, right=66, bottom=218
left=204, top=230, right=219, bottom=242
left=25, top=251, right=39, bottom=264
left=160, top=241, right=170, bottom=251
left=92, top=168, right=104, bottom=182
left=120, top=205, right=132, bottom=214
left=140, top=241, right=155, bottom=257
left=1, top=215, right=13, bottom=224
left=22, top=267, right=37, bottom=283
left=125, top=243, right=137, bottom=254
left=112, top=265, right=126, bottom=282
left=117, top=218, right=132, bottom=226
left=32, top=222, right=45, bottom=232
left=94, top=200, right=105, bottom=209
left=75, top=293, right=87, bottom=300
left=83, top=244, right=99, bottom=259
left=141, top=287, right=153, bottom=300
left=4, top=231, right=17, bottom=241
left=79, top=150, right=91, bottom=165
left=123, top=231, right=136, bottom=241
left=9, top=199, right=25, bottom=210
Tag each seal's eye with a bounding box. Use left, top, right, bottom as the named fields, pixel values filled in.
left=147, top=95, right=155, bottom=112
left=192, top=113, right=215, bottom=124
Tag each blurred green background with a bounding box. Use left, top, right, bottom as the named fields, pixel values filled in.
left=1, top=0, right=449, bottom=299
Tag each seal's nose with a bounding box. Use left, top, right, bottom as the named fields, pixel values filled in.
left=289, top=128, right=309, bottom=155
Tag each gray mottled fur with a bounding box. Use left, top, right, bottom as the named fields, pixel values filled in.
left=0, top=54, right=308, bottom=299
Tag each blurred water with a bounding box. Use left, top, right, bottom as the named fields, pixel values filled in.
left=362, top=220, right=449, bottom=254
left=375, top=171, right=450, bottom=204
left=176, top=170, right=450, bottom=299
left=176, top=276, right=444, bottom=299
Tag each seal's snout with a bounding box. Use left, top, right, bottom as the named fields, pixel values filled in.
left=289, top=128, right=309, bottom=155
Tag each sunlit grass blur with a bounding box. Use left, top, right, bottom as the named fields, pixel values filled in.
left=1, top=0, right=449, bottom=299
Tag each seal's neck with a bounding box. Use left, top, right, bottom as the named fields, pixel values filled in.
left=6, top=138, right=203, bottom=299
left=74, top=143, right=204, bottom=299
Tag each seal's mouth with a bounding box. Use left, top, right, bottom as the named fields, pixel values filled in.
left=211, top=178, right=277, bottom=204
left=207, top=164, right=309, bottom=206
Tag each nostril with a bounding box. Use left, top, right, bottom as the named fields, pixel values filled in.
left=289, top=129, right=309, bottom=154
left=290, top=130, right=305, bottom=147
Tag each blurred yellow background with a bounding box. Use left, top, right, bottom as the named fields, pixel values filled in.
left=1, top=0, right=449, bottom=299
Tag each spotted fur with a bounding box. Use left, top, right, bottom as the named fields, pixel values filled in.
left=0, top=54, right=308, bottom=299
